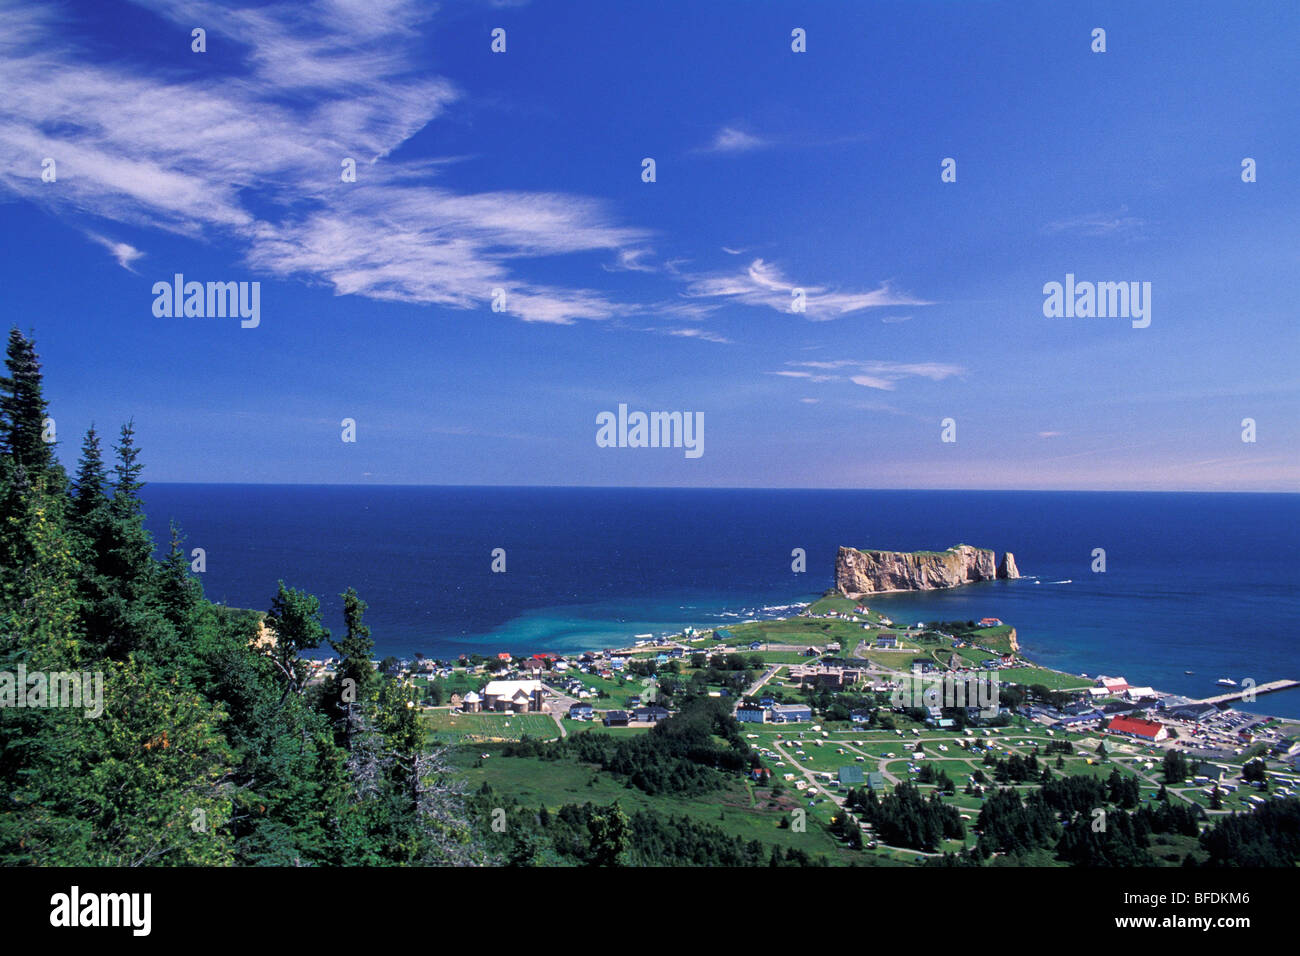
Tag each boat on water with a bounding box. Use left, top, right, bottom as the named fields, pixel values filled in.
left=1185, top=670, right=1194, bottom=675
left=1215, top=678, right=1237, bottom=687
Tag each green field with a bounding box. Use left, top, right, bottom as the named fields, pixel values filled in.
left=856, top=649, right=922, bottom=669
left=457, top=751, right=897, bottom=865
left=1002, top=666, right=1093, bottom=690
left=946, top=645, right=1001, bottom=666
left=424, top=711, right=559, bottom=743
left=560, top=719, right=649, bottom=737
left=726, top=617, right=870, bottom=648
left=968, top=625, right=1017, bottom=655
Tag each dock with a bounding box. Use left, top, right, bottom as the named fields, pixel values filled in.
left=1187, top=679, right=1300, bottom=707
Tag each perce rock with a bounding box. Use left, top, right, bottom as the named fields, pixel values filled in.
left=835, top=544, right=1019, bottom=596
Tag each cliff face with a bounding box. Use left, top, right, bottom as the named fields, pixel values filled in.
left=997, top=552, right=1020, bottom=579
left=836, top=544, right=1005, bottom=595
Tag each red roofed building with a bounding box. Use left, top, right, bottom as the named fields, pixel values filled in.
left=1098, top=676, right=1130, bottom=694
left=979, top=617, right=1003, bottom=627
left=1106, top=715, right=1168, bottom=742
left=497, top=652, right=513, bottom=662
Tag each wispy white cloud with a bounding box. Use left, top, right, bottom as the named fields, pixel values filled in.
left=84, top=231, right=144, bottom=272
left=659, top=327, right=732, bottom=344
left=603, top=248, right=658, bottom=273
left=0, top=0, right=650, bottom=325
left=685, top=259, right=932, bottom=320
left=770, top=369, right=834, bottom=383
left=771, top=359, right=965, bottom=391
left=0, top=1, right=927, bottom=336
left=703, top=126, right=766, bottom=153
left=1042, top=206, right=1147, bottom=238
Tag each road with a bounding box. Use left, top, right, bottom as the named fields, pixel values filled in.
left=737, top=664, right=781, bottom=707
left=541, top=682, right=576, bottom=737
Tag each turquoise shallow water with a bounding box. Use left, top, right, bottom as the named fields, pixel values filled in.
left=141, top=486, right=1300, bottom=719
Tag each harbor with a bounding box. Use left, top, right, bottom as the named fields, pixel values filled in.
left=1189, top=679, right=1300, bottom=708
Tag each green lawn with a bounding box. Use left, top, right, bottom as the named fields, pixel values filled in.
left=754, top=651, right=818, bottom=664
left=948, top=646, right=1001, bottom=666
left=857, top=649, right=922, bottom=669
left=1002, top=666, right=1093, bottom=690
left=424, top=710, right=559, bottom=743
left=968, top=625, right=1017, bottom=655
left=726, top=618, right=872, bottom=648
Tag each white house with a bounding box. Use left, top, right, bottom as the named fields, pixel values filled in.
left=482, top=679, right=547, bottom=713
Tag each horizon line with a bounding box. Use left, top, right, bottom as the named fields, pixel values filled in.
left=133, top=482, right=1300, bottom=495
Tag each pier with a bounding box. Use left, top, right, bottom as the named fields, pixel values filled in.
left=1187, top=679, right=1300, bottom=707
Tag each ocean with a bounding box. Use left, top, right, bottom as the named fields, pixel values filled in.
left=141, top=486, right=1300, bottom=720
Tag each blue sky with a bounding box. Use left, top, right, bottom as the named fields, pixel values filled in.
left=1, top=0, right=1296, bottom=490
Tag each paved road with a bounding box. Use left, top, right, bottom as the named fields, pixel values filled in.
left=737, top=665, right=781, bottom=708
left=541, top=682, right=576, bottom=737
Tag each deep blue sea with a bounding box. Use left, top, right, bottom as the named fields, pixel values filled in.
left=141, top=486, right=1300, bottom=719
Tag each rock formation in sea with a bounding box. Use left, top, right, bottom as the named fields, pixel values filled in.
left=835, top=544, right=1019, bottom=595
left=997, top=552, right=1020, bottom=580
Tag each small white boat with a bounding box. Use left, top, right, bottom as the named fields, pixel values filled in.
left=1215, top=678, right=1237, bottom=687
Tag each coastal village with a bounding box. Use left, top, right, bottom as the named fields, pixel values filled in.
left=299, top=583, right=1300, bottom=865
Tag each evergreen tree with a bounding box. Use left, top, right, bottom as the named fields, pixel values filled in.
left=110, top=420, right=146, bottom=523
left=1163, top=749, right=1189, bottom=785
left=263, top=581, right=329, bottom=697
left=331, top=587, right=378, bottom=710
left=158, top=521, right=203, bottom=629
left=587, top=803, right=631, bottom=866
left=0, top=339, right=486, bottom=868
left=0, top=328, right=55, bottom=474
left=74, top=420, right=164, bottom=661
left=71, top=425, right=108, bottom=521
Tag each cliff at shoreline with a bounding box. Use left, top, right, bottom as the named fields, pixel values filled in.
left=836, top=544, right=1020, bottom=595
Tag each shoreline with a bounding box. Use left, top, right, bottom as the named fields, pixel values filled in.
left=502, top=599, right=1300, bottom=727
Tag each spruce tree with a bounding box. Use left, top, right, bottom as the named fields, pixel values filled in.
left=0, top=330, right=77, bottom=656
left=0, top=328, right=55, bottom=474
left=159, top=521, right=202, bottom=626
left=111, top=419, right=146, bottom=518
left=71, top=425, right=108, bottom=521
left=74, top=420, right=160, bottom=660
left=332, top=587, right=378, bottom=708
